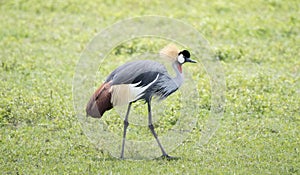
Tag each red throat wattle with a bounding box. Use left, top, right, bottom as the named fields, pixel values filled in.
left=177, top=64, right=182, bottom=73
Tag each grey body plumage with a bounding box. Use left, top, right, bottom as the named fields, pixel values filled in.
left=86, top=45, right=196, bottom=159
left=106, top=60, right=182, bottom=102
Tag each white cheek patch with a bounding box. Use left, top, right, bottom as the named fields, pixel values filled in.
left=177, top=54, right=185, bottom=64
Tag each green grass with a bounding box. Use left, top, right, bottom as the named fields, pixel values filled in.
left=0, top=0, right=299, bottom=174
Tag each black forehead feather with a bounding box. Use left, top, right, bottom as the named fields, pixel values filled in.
left=178, top=50, right=190, bottom=58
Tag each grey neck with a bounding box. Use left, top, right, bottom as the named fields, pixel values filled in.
left=172, top=61, right=184, bottom=88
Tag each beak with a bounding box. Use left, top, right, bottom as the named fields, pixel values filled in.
left=186, top=57, right=197, bottom=63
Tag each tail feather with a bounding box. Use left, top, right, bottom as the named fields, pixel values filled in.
left=86, top=82, right=113, bottom=118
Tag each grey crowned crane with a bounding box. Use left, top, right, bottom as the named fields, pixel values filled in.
left=86, top=45, right=196, bottom=159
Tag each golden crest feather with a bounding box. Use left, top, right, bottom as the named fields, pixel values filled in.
left=159, top=44, right=180, bottom=60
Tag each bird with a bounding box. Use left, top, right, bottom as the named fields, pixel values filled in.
left=86, top=44, right=196, bottom=159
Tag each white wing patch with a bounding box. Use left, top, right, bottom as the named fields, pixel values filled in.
left=110, top=74, right=159, bottom=106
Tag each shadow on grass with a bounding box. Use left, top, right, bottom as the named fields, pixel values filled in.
left=91, top=155, right=184, bottom=162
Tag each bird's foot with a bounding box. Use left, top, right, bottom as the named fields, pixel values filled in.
left=159, top=154, right=180, bottom=161
left=120, top=154, right=125, bottom=160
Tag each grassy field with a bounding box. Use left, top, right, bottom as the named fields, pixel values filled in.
left=1, top=0, right=299, bottom=174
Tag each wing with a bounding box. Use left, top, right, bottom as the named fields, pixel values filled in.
left=110, top=72, right=160, bottom=105
left=106, top=60, right=169, bottom=106
left=105, top=60, right=168, bottom=85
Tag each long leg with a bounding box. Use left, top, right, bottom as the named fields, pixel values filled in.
left=147, top=100, right=169, bottom=157
left=120, top=102, right=132, bottom=159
